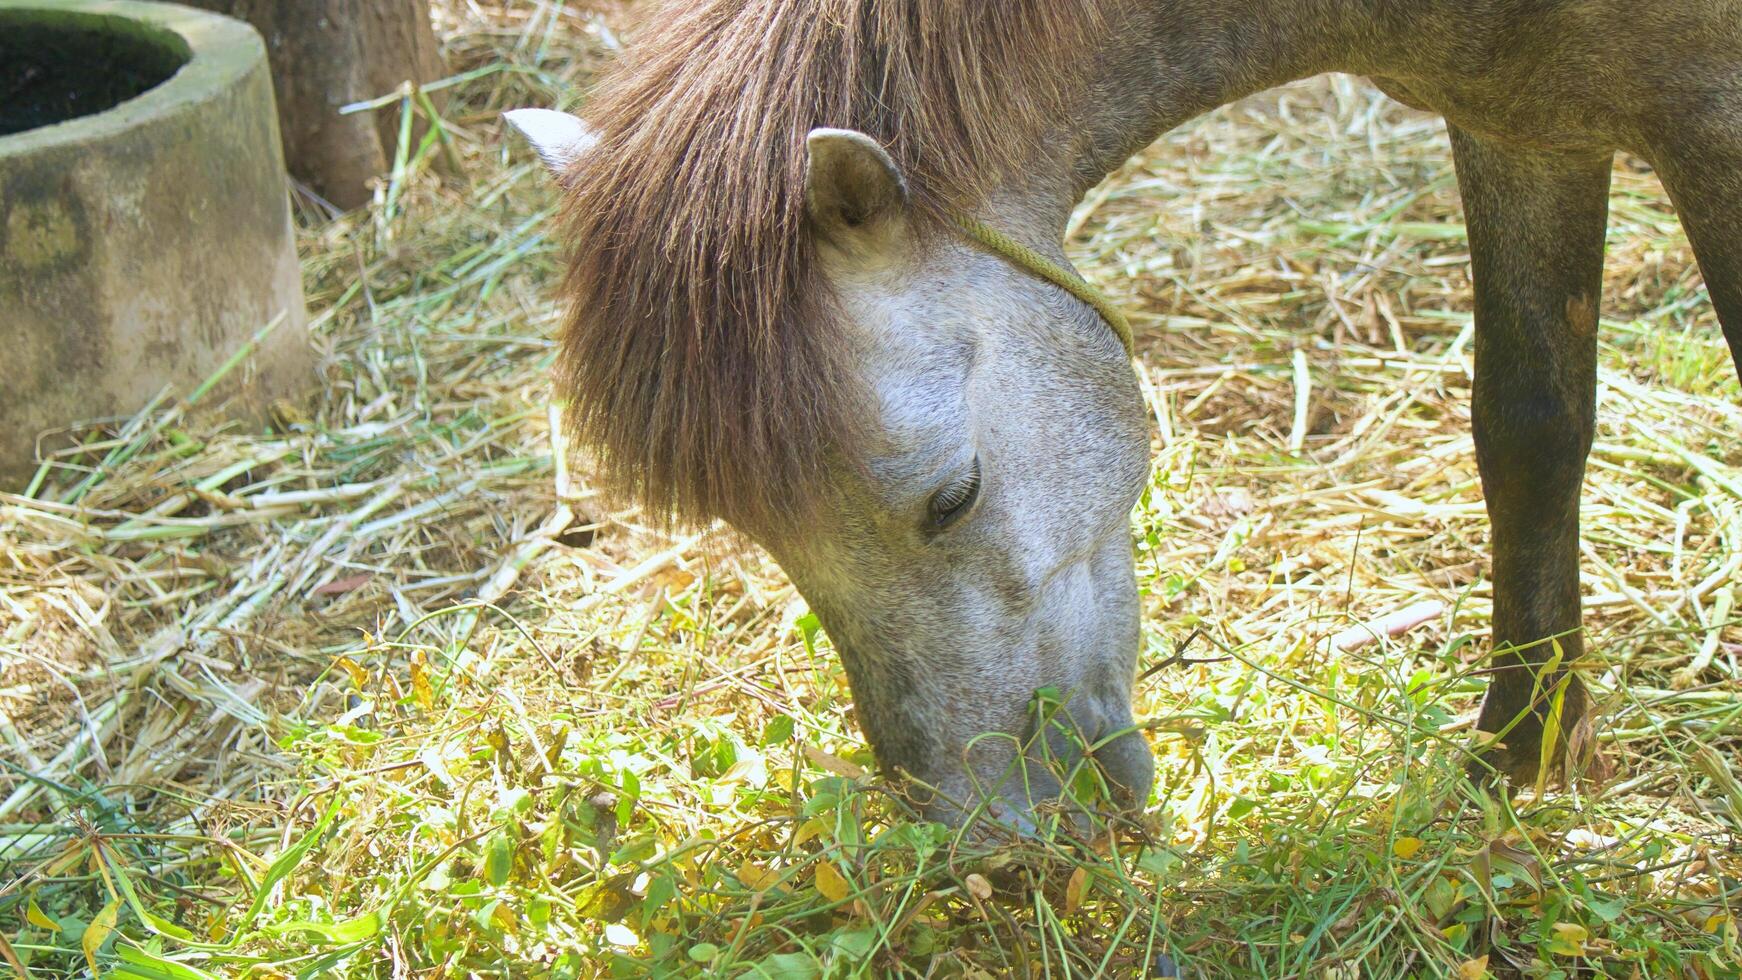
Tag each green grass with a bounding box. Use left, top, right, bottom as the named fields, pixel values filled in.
left=3, top=8, right=1740, bottom=979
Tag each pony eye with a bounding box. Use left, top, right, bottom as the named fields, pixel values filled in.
left=927, top=459, right=982, bottom=531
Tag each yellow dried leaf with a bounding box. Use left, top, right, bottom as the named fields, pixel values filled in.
left=410, top=653, right=434, bottom=710
left=1392, top=837, right=1424, bottom=859
left=26, top=897, right=57, bottom=931
left=656, top=568, right=697, bottom=592
left=82, top=899, right=119, bottom=974
left=719, top=752, right=767, bottom=788
left=794, top=817, right=829, bottom=846
left=1551, top=922, right=1587, bottom=943
left=42, top=842, right=88, bottom=878
left=1548, top=921, right=1587, bottom=956
left=965, top=873, right=993, bottom=901
left=814, top=861, right=850, bottom=903
left=737, top=858, right=779, bottom=892
left=802, top=745, right=866, bottom=780
left=1457, top=955, right=1488, bottom=980
left=269, top=398, right=311, bottom=429
left=1063, top=866, right=1089, bottom=915
left=0, top=929, right=26, bottom=978
left=334, top=655, right=369, bottom=690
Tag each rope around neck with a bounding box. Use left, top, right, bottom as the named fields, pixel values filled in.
left=947, top=212, right=1134, bottom=356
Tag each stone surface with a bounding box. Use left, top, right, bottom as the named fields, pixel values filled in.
left=0, top=0, right=310, bottom=485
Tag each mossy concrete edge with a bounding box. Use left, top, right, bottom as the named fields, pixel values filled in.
left=0, top=0, right=311, bottom=485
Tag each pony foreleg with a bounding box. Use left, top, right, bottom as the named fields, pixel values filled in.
left=1449, top=128, right=1613, bottom=784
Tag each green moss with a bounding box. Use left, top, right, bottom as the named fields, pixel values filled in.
left=3, top=197, right=80, bottom=269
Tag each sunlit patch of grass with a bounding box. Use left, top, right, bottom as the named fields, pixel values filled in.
left=3, top=10, right=1740, bottom=980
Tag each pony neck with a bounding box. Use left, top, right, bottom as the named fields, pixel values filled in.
left=1038, top=0, right=1395, bottom=206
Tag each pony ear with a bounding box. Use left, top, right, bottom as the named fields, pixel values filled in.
left=504, top=108, right=598, bottom=175
left=805, top=128, right=910, bottom=250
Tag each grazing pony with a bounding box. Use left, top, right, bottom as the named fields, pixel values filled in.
left=510, top=0, right=1742, bottom=826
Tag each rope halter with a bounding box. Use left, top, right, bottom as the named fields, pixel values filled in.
left=947, top=212, right=1134, bottom=356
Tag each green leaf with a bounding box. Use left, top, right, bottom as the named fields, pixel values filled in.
left=1069, top=765, right=1108, bottom=804
left=829, top=927, right=877, bottom=960
left=1137, top=848, right=1180, bottom=877
left=762, top=714, right=796, bottom=746
left=1585, top=895, right=1626, bottom=923
left=484, top=831, right=513, bottom=886
left=112, top=943, right=225, bottom=980
left=796, top=613, right=822, bottom=656
left=264, top=909, right=384, bottom=944
left=640, top=874, right=678, bottom=927
left=616, top=770, right=640, bottom=826
left=1425, top=876, right=1459, bottom=920
left=139, top=910, right=193, bottom=942
left=99, top=842, right=197, bottom=944
left=688, top=942, right=721, bottom=963
left=500, top=786, right=534, bottom=815
left=473, top=899, right=506, bottom=936
left=748, top=951, right=821, bottom=980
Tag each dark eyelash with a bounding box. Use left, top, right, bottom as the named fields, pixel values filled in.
left=932, top=477, right=977, bottom=513
left=928, top=459, right=982, bottom=530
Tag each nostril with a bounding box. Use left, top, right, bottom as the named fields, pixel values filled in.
left=1028, top=697, right=1154, bottom=809
left=1087, top=722, right=1155, bottom=808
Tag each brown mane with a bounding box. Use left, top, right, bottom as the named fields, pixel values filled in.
left=558, top=0, right=1110, bottom=528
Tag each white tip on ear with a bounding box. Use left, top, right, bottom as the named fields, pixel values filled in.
left=806, top=127, right=888, bottom=155
left=804, top=128, right=907, bottom=241
left=504, top=108, right=599, bottom=175
left=805, top=128, right=902, bottom=190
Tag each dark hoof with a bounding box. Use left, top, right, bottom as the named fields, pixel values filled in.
left=1150, top=952, right=1182, bottom=978
left=1465, top=734, right=1543, bottom=787
left=1469, top=670, right=1591, bottom=787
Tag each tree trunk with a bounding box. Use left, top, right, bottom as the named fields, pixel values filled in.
left=184, top=0, right=446, bottom=210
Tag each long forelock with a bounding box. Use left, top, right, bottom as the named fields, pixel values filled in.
left=557, top=0, right=1112, bottom=529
